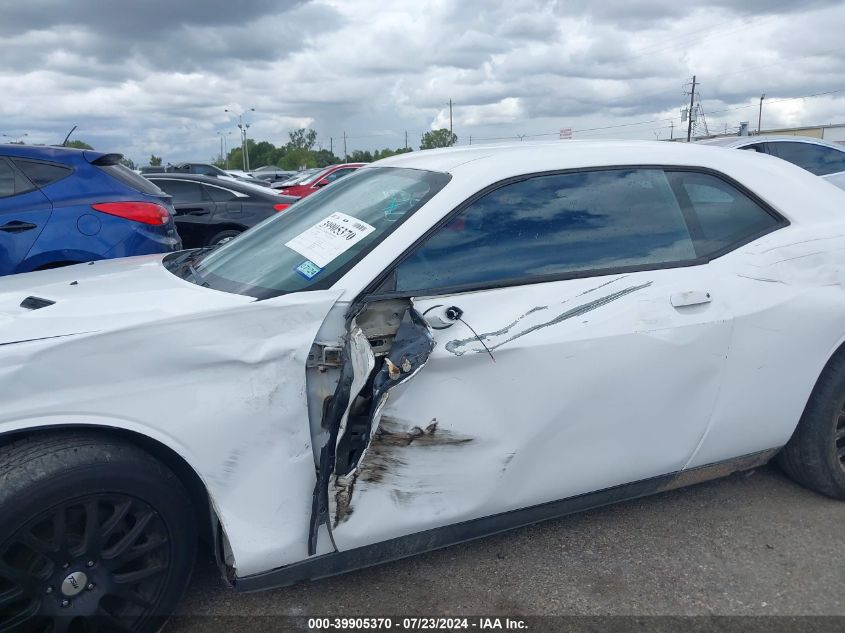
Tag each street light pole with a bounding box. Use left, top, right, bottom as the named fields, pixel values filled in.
left=224, top=108, right=255, bottom=172
left=757, top=94, right=766, bottom=135
left=216, top=131, right=231, bottom=167
left=2, top=133, right=28, bottom=144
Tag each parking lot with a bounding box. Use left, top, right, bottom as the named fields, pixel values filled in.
left=169, top=463, right=845, bottom=629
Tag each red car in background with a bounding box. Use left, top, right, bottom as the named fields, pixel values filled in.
left=275, top=163, right=365, bottom=198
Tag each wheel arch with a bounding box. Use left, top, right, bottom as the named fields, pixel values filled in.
left=204, top=224, right=247, bottom=246
left=784, top=332, right=845, bottom=446
left=0, top=422, right=219, bottom=549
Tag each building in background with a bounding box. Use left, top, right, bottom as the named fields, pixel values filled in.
left=687, top=122, right=845, bottom=144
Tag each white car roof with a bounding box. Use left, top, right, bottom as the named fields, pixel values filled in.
left=365, top=140, right=845, bottom=227
left=372, top=139, right=763, bottom=174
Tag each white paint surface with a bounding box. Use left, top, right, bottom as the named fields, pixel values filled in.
left=3, top=141, right=845, bottom=580
left=0, top=258, right=342, bottom=576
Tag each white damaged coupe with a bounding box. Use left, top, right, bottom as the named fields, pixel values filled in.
left=3, top=140, right=845, bottom=630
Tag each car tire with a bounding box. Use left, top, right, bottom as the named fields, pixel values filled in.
left=779, top=351, right=845, bottom=499
left=208, top=230, right=241, bottom=247
left=0, top=431, right=197, bottom=632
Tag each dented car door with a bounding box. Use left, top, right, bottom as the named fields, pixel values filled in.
left=322, top=268, right=731, bottom=550
left=313, top=167, right=745, bottom=551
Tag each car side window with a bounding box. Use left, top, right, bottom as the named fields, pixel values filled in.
left=0, top=159, right=17, bottom=198
left=153, top=180, right=205, bottom=204
left=391, top=168, right=697, bottom=293
left=740, top=143, right=765, bottom=153
left=768, top=142, right=845, bottom=176
left=11, top=159, right=72, bottom=187
left=193, top=165, right=217, bottom=176
left=668, top=171, right=781, bottom=257
left=204, top=184, right=237, bottom=202
left=0, top=158, right=36, bottom=198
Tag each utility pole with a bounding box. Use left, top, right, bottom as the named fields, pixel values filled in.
left=469, top=135, right=472, bottom=145
left=225, top=107, right=255, bottom=171
left=241, top=120, right=249, bottom=171
left=757, top=94, right=766, bottom=134
left=449, top=99, right=453, bottom=138
left=330, top=137, right=333, bottom=155
left=686, top=75, right=697, bottom=142
left=343, top=131, right=347, bottom=163
left=216, top=132, right=231, bottom=168
left=404, top=130, right=408, bottom=150
left=670, top=121, right=674, bottom=140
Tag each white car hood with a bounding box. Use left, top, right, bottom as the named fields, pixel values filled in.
left=0, top=254, right=254, bottom=345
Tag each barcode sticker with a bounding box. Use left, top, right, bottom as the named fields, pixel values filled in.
left=285, top=212, right=376, bottom=267
left=295, top=260, right=322, bottom=280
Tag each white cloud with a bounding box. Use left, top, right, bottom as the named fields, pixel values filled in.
left=1, top=0, right=844, bottom=163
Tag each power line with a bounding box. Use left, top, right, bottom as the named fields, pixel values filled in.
left=704, top=87, right=845, bottom=116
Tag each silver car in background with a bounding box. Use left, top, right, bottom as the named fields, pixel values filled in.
left=700, top=135, right=845, bottom=190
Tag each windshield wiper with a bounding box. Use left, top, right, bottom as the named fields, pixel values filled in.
left=168, top=247, right=213, bottom=284
left=187, top=261, right=210, bottom=287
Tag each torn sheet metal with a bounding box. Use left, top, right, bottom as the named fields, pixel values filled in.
left=0, top=285, right=343, bottom=577
left=328, top=269, right=733, bottom=551
left=307, top=325, right=374, bottom=555
left=309, top=306, right=434, bottom=552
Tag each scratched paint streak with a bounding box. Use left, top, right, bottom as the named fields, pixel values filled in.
left=445, top=282, right=653, bottom=356
left=576, top=274, right=630, bottom=297
left=333, top=418, right=473, bottom=526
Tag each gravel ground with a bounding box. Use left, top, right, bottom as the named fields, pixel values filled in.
left=168, top=463, right=845, bottom=630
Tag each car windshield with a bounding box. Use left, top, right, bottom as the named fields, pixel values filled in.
left=165, top=167, right=450, bottom=299
left=281, top=169, right=319, bottom=185
left=297, top=168, right=334, bottom=186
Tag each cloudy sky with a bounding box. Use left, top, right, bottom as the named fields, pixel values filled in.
left=2, top=0, right=844, bottom=164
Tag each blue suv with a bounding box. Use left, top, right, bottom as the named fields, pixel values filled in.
left=0, top=144, right=181, bottom=275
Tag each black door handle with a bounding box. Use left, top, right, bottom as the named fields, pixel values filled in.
left=177, top=207, right=210, bottom=216
left=0, top=221, right=37, bottom=233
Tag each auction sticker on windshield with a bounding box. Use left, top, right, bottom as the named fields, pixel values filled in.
left=285, top=212, right=376, bottom=268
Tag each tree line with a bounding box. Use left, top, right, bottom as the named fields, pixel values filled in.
left=39, top=128, right=459, bottom=171
left=216, top=127, right=457, bottom=171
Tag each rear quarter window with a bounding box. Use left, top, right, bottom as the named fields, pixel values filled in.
left=204, top=184, right=238, bottom=202
left=667, top=171, right=783, bottom=257
left=0, top=158, right=36, bottom=197
left=11, top=159, right=72, bottom=188
left=99, top=164, right=165, bottom=195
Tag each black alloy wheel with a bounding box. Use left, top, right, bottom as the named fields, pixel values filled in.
left=0, top=433, right=197, bottom=633
left=1, top=494, right=172, bottom=632
left=835, top=400, right=845, bottom=469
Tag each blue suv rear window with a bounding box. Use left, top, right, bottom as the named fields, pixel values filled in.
left=99, top=163, right=165, bottom=196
